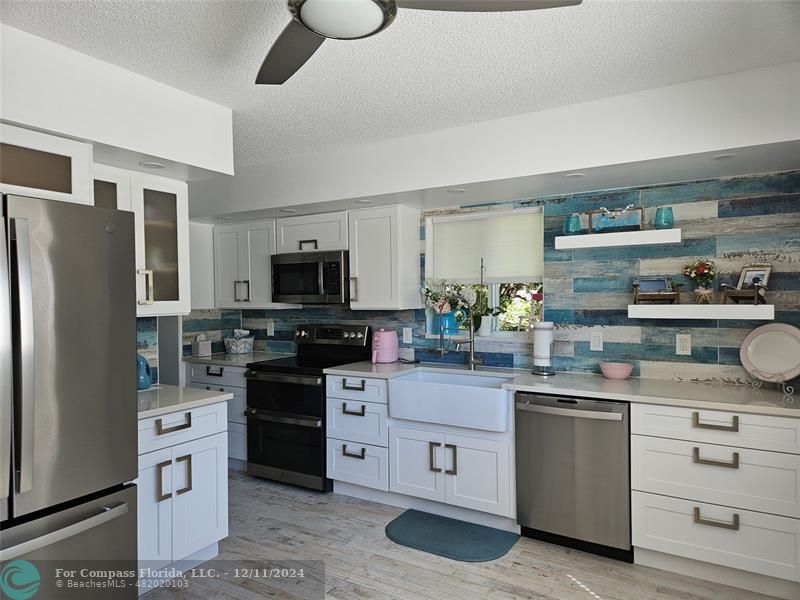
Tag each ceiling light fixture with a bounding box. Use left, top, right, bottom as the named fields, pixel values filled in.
left=446, top=188, right=468, bottom=194
left=139, top=160, right=166, bottom=169
left=712, top=153, right=736, bottom=161
left=280, top=208, right=298, bottom=213
left=564, top=172, right=586, bottom=179
left=292, top=0, right=395, bottom=40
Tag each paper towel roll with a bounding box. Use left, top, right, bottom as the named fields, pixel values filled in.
left=533, top=321, right=554, bottom=368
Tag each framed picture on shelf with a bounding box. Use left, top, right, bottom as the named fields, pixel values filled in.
left=737, top=264, right=772, bottom=289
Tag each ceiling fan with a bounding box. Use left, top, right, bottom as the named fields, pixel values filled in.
left=256, top=0, right=583, bottom=85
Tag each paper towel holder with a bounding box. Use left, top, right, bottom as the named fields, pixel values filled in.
left=532, top=321, right=557, bottom=377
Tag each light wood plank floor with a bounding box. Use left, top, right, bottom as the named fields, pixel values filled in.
left=146, top=471, right=780, bottom=600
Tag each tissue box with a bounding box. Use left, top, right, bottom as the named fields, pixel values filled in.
left=224, top=337, right=254, bottom=354
left=192, top=340, right=212, bottom=357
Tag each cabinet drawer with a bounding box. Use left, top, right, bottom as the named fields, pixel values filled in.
left=139, top=402, right=227, bottom=454
left=631, top=404, right=800, bottom=454
left=327, top=439, right=389, bottom=491
left=327, top=376, right=387, bottom=404
left=632, top=491, right=800, bottom=582
left=228, top=422, right=247, bottom=462
left=187, top=363, right=247, bottom=388
left=632, top=435, right=800, bottom=518
left=327, top=399, right=388, bottom=447
left=189, top=383, right=246, bottom=425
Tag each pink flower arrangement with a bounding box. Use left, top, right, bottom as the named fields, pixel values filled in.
left=683, top=259, right=716, bottom=288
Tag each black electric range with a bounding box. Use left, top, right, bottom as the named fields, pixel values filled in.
left=244, top=324, right=371, bottom=491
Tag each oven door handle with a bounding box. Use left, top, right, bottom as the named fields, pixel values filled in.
left=244, top=371, right=323, bottom=386
left=246, top=409, right=322, bottom=429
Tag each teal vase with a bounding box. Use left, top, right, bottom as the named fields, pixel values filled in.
left=137, top=353, right=152, bottom=390
left=433, top=311, right=460, bottom=335
left=654, top=207, right=675, bottom=229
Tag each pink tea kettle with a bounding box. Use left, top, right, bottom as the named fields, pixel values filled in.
left=372, top=328, right=399, bottom=364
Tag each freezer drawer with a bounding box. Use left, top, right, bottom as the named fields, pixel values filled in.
left=0, top=485, right=137, bottom=599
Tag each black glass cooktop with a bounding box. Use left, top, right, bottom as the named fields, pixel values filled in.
left=247, top=355, right=359, bottom=376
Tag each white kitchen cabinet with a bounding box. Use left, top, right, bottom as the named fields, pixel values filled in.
left=131, top=172, right=191, bottom=316
left=389, top=426, right=446, bottom=503
left=93, top=163, right=132, bottom=211
left=137, top=402, right=228, bottom=583
left=171, top=432, right=229, bottom=560
left=0, top=123, right=93, bottom=204
left=444, top=433, right=511, bottom=517
left=214, top=220, right=283, bottom=309
left=137, top=447, right=173, bottom=569
left=187, top=364, right=248, bottom=467
left=276, top=211, right=348, bottom=253
left=348, top=205, right=422, bottom=310
left=327, top=439, right=389, bottom=491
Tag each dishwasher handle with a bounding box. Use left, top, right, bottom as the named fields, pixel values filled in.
left=516, top=401, right=624, bottom=421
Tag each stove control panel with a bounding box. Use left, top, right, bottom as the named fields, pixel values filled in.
left=294, top=324, right=370, bottom=346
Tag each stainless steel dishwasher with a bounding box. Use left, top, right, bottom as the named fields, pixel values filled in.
left=515, top=393, right=632, bottom=561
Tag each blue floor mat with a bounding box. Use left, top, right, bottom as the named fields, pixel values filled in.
left=385, top=509, right=519, bottom=562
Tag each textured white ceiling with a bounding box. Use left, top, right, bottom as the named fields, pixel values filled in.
left=1, top=0, right=799, bottom=169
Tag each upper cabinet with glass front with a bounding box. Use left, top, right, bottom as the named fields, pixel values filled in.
left=130, top=172, right=191, bottom=316
left=0, top=124, right=93, bottom=204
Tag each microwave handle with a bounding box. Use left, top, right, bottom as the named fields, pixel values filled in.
left=318, top=262, right=325, bottom=295
left=298, top=239, right=318, bottom=251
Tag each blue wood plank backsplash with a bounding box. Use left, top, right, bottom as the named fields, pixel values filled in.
left=168, top=169, right=800, bottom=385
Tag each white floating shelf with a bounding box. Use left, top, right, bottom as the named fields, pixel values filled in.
left=555, top=228, right=682, bottom=250
left=627, top=304, right=775, bottom=320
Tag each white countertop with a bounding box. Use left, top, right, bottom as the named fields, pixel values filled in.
left=324, top=361, right=799, bottom=418
left=182, top=352, right=293, bottom=367
left=138, top=384, right=233, bottom=419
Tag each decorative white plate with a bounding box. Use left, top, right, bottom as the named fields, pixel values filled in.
left=740, top=323, right=800, bottom=383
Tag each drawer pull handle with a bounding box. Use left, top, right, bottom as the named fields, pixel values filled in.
left=342, top=445, right=366, bottom=460
left=175, top=454, right=193, bottom=495
left=155, top=412, right=192, bottom=435
left=205, top=386, right=225, bottom=392
left=156, top=460, right=171, bottom=502
left=298, top=239, right=319, bottom=250
left=342, top=378, right=366, bottom=392
left=342, top=402, right=366, bottom=417
left=693, top=507, right=740, bottom=531
left=206, top=366, right=224, bottom=377
left=692, top=412, right=739, bottom=432
left=693, top=447, right=739, bottom=469
left=429, top=441, right=442, bottom=473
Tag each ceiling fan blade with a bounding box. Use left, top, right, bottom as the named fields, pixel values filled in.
left=396, top=0, right=582, bottom=11
left=256, top=20, right=325, bottom=85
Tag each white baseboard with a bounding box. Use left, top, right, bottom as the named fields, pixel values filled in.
left=139, top=543, right=219, bottom=596
left=333, top=482, right=520, bottom=534
left=635, top=548, right=800, bottom=600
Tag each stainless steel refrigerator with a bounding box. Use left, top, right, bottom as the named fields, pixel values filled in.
left=1, top=195, right=138, bottom=596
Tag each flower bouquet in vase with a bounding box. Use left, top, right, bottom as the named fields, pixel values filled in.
left=683, top=259, right=716, bottom=304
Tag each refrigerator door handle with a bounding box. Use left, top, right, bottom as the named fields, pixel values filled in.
left=0, top=502, right=129, bottom=561
left=11, top=217, right=35, bottom=494
left=0, top=218, right=11, bottom=503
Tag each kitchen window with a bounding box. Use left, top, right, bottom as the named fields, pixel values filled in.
left=425, top=208, right=544, bottom=333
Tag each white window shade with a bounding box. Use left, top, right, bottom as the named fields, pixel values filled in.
left=428, top=209, right=543, bottom=283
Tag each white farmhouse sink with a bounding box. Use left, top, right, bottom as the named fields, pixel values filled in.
left=389, top=370, right=514, bottom=432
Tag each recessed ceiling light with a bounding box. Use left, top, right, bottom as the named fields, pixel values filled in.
left=712, top=153, right=736, bottom=161
left=446, top=188, right=468, bottom=194
left=354, top=199, right=373, bottom=204
left=139, top=160, right=166, bottom=169
left=280, top=208, right=298, bottom=213
left=564, top=172, right=586, bottom=179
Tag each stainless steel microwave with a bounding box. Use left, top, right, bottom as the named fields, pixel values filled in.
left=271, top=250, right=349, bottom=304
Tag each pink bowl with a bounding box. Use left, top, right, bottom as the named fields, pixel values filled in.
left=600, top=362, right=634, bottom=380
